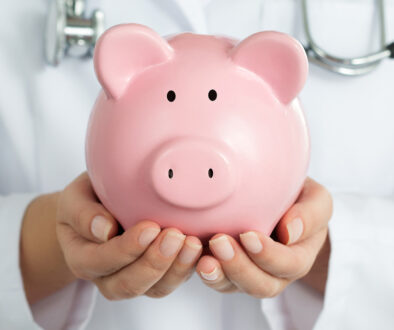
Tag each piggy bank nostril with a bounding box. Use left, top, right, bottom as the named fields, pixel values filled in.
left=168, top=168, right=213, bottom=179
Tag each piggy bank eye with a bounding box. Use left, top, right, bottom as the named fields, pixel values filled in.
left=167, top=90, right=176, bottom=102
left=208, top=89, right=217, bottom=101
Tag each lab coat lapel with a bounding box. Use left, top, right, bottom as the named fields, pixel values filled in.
left=170, top=0, right=208, bottom=33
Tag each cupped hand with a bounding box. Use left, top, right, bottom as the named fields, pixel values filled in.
left=196, top=177, right=333, bottom=297
left=56, top=172, right=202, bottom=300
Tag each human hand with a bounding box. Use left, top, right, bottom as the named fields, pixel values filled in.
left=56, top=172, right=203, bottom=300
left=195, top=177, right=333, bottom=297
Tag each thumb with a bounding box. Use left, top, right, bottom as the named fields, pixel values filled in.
left=57, top=172, right=119, bottom=243
left=274, top=177, right=333, bottom=245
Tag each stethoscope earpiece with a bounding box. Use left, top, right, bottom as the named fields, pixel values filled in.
left=45, top=0, right=104, bottom=66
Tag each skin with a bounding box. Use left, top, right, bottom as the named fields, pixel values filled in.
left=21, top=173, right=203, bottom=304
left=20, top=173, right=332, bottom=305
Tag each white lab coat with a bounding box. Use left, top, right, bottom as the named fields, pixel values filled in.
left=1, top=0, right=393, bottom=329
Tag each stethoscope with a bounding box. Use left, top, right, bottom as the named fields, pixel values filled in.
left=45, top=0, right=394, bottom=76
left=45, top=0, right=104, bottom=66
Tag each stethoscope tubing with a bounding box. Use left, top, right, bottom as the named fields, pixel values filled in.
left=301, top=0, right=393, bottom=76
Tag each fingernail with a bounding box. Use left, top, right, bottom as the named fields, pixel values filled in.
left=160, top=231, right=186, bottom=257
left=91, top=216, right=112, bottom=242
left=200, top=267, right=219, bottom=281
left=139, top=227, right=160, bottom=248
left=209, top=236, right=234, bottom=261
left=239, top=231, right=263, bottom=254
left=287, top=218, right=304, bottom=244
left=178, top=241, right=202, bottom=265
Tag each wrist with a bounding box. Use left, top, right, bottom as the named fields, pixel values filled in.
left=300, top=231, right=331, bottom=295
left=20, top=192, right=76, bottom=304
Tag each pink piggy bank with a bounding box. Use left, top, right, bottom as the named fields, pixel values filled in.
left=86, top=24, right=310, bottom=241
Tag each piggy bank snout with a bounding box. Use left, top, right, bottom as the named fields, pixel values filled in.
left=151, top=139, right=236, bottom=209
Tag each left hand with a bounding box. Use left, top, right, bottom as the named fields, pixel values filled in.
left=196, top=177, right=333, bottom=298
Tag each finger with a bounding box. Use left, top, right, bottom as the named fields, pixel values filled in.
left=95, top=228, right=186, bottom=300
left=196, top=255, right=238, bottom=293
left=239, top=229, right=328, bottom=279
left=275, top=177, right=333, bottom=245
left=57, top=220, right=161, bottom=279
left=57, top=172, right=118, bottom=243
left=145, top=236, right=203, bottom=298
left=209, top=234, right=288, bottom=298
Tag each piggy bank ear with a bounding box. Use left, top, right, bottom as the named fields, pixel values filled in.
left=94, top=24, right=173, bottom=100
left=230, top=31, right=308, bottom=104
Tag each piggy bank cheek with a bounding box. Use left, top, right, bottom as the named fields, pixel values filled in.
left=224, top=96, right=309, bottom=234
left=85, top=101, right=144, bottom=215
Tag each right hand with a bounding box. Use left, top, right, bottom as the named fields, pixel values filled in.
left=56, top=172, right=202, bottom=300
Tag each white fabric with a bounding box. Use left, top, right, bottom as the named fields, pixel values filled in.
left=0, top=194, right=39, bottom=329
left=32, top=280, right=96, bottom=330
left=0, top=0, right=393, bottom=329
left=315, top=195, right=394, bottom=329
